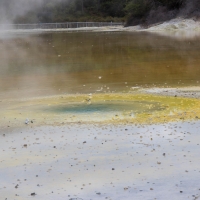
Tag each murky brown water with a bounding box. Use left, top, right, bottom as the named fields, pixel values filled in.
left=0, top=31, right=200, bottom=99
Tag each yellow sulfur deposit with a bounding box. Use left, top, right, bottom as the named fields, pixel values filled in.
left=1, top=93, right=200, bottom=128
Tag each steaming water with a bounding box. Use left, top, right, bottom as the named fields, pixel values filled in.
left=1, top=32, right=200, bottom=200
left=0, top=31, right=200, bottom=100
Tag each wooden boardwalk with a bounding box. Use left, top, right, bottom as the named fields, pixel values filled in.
left=1, top=22, right=124, bottom=30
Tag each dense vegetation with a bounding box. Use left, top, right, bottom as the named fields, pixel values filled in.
left=14, top=0, right=127, bottom=23
left=2, top=0, right=200, bottom=25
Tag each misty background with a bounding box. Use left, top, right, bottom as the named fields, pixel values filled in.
left=0, top=0, right=200, bottom=26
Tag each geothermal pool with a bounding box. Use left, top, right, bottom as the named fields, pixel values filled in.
left=1, top=31, right=200, bottom=100
left=0, top=31, right=200, bottom=199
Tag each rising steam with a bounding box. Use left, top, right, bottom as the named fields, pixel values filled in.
left=0, top=0, right=65, bottom=24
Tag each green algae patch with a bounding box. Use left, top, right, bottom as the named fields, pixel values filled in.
left=1, top=93, right=200, bottom=127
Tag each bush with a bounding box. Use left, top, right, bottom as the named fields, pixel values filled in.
left=125, top=0, right=150, bottom=18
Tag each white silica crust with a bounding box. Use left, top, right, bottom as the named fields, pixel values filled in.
left=0, top=121, right=199, bottom=199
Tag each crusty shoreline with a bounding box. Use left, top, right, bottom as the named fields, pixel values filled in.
left=0, top=121, right=199, bottom=200
left=139, top=86, right=200, bottom=99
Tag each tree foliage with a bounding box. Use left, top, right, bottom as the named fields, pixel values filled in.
left=10, top=0, right=200, bottom=25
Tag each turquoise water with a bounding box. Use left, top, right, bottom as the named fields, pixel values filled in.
left=45, top=100, right=164, bottom=115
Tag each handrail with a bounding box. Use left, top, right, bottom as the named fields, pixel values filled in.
left=0, top=22, right=124, bottom=30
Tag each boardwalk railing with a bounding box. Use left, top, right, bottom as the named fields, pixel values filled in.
left=1, top=22, right=124, bottom=30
